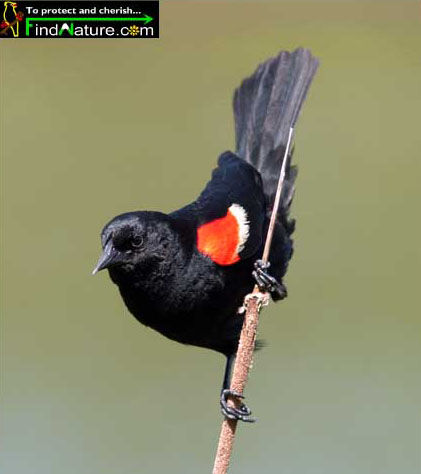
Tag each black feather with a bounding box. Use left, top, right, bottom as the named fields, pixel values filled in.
left=233, top=48, right=319, bottom=218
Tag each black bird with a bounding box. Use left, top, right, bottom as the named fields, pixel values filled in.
left=93, top=48, right=318, bottom=422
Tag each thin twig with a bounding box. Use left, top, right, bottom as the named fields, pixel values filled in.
left=212, top=127, right=294, bottom=474
left=261, top=127, right=295, bottom=263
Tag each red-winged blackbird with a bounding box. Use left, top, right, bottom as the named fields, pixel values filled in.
left=93, top=48, right=318, bottom=422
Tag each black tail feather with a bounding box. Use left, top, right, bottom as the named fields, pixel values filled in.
left=233, top=48, right=318, bottom=214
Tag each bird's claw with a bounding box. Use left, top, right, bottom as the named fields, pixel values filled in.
left=252, top=259, right=287, bottom=300
left=220, top=389, right=256, bottom=423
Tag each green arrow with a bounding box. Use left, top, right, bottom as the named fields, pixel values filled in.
left=26, top=16, right=154, bottom=23
left=142, top=14, right=153, bottom=24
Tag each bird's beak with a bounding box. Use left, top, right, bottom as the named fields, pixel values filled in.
left=92, top=240, right=117, bottom=275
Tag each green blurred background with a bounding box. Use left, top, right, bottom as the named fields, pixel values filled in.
left=2, top=1, right=420, bottom=473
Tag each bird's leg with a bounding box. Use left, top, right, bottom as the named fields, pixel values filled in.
left=252, top=259, right=287, bottom=301
left=220, top=353, right=255, bottom=423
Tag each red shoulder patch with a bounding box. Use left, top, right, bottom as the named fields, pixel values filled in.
left=197, top=204, right=249, bottom=266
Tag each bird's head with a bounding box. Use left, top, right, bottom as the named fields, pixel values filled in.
left=92, top=211, right=177, bottom=276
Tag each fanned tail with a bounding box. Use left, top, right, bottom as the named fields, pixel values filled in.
left=233, top=48, right=318, bottom=218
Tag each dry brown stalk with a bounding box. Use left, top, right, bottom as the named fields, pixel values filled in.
left=212, top=289, right=267, bottom=474
left=212, top=128, right=294, bottom=474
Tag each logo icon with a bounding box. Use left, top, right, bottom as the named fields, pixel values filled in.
left=0, top=1, right=24, bottom=37
left=128, top=25, right=140, bottom=36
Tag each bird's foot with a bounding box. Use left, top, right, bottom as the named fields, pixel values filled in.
left=220, top=389, right=256, bottom=423
left=252, top=259, right=287, bottom=301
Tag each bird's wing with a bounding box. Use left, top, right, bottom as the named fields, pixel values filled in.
left=189, top=152, right=266, bottom=266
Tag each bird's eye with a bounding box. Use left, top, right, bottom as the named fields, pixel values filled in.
left=131, top=236, right=144, bottom=248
